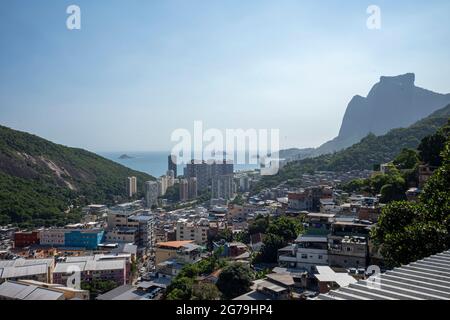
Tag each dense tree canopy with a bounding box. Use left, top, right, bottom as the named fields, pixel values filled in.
left=165, top=250, right=227, bottom=300
left=191, top=282, right=222, bottom=300
left=252, top=216, right=303, bottom=263
left=216, top=263, right=253, bottom=299
left=0, top=125, right=154, bottom=227
left=393, top=148, right=419, bottom=170
left=372, top=122, right=450, bottom=267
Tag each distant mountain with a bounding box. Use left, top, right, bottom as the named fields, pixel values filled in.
left=254, top=104, right=450, bottom=190
left=278, top=148, right=315, bottom=161
left=0, top=125, right=154, bottom=227
left=313, top=73, right=450, bottom=156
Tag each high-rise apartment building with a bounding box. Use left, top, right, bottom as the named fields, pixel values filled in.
left=239, top=175, right=250, bottom=192
left=179, top=179, right=189, bottom=202
left=168, top=155, right=177, bottom=178
left=184, top=159, right=234, bottom=192
left=211, top=174, right=234, bottom=200
left=126, top=176, right=137, bottom=198
left=145, top=181, right=159, bottom=208
left=188, top=177, right=198, bottom=200
left=157, top=176, right=169, bottom=197
left=166, top=170, right=175, bottom=188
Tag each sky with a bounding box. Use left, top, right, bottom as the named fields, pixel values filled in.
left=0, top=0, right=449, bottom=152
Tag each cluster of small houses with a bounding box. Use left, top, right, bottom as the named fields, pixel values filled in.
left=0, top=164, right=434, bottom=300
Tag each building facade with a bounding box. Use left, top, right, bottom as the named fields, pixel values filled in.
left=179, top=179, right=189, bottom=202
left=176, top=219, right=209, bottom=245
left=145, top=181, right=159, bottom=208
left=188, top=177, right=198, bottom=200
left=168, top=155, right=177, bottom=178
left=211, top=174, right=234, bottom=200
left=40, top=229, right=104, bottom=250
left=13, top=231, right=40, bottom=248
left=154, top=241, right=202, bottom=265
left=184, top=160, right=234, bottom=192
left=127, top=176, right=137, bottom=198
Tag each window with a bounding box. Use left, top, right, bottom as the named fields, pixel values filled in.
left=318, top=255, right=323, bottom=260
left=301, top=254, right=308, bottom=259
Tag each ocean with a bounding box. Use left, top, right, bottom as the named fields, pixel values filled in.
left=99, top=151, right=260, bottom=178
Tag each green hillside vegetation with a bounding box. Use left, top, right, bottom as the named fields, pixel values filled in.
left=372, top=121, right=450, bottom=266
left=0, top=125, right=154, bottom=227
left=254, top=104, right=450, bottom=191
left=342, top=119, right=450, bottom=203
left=341, top=150, right=417, bottom=203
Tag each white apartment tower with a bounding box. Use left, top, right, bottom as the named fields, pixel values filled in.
left=126, top=176, right=137, bottom=198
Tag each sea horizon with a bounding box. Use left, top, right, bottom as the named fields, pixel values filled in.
left=99, top=151, right=260, bottom=178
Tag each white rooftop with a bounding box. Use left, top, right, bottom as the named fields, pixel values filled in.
left=314, top=266, right=357, bottom=288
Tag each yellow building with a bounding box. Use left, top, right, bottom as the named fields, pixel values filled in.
left=154, top=240, right=198, bottom=265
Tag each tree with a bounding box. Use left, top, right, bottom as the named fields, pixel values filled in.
left=256, top=233, right=286, bottom=263
left=418, top=124, right=448, bottom=166
left=380, top=180, right=407, bottom=203
left=164, top=183, right=180, bottom=202
left=372, top=125, right=450, bottom=267
left=191, top=283, right=221, bottom=300
left=374, top=219, right=448, bottom=267
left=166, top=288, right=188, bottom=300
left=420, top=142, right=450, bottom=222
left=247, top=216, right=303, bottom=264
left=393, top=148, right=419, bottom=170
left=209, top=228, right=233, bottom=244
left=231, top=194, right=245, bottom=205
left=234, top=231, right=250, bottom=244
left=216, top=263, right=253, bottom=299
left=342, top=178, right=368, bottom=193
left=248, top=215, right=270, bottom=235
left=81, top=280, right=118, bottom=298
left=266, top=216, right=302, bottom=241
left=165, top=277, right=194, bottom=300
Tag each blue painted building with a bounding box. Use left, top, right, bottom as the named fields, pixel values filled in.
left=64, top=229, right=104, bottom=250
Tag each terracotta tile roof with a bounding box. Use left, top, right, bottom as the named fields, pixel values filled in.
left=156, top=240, right=194, bottom=248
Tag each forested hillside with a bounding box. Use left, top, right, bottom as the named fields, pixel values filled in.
left=0, top=125, right=154, bottom=227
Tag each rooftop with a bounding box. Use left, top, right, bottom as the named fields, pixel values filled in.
left=315, top=250, right=450, bottom=300
left=295, top=235, right=328, bottom=243
left=0, top=281, right=65, bottom=300
left=314, top=266, right=357, bottom=288
left=1, top=264, right=49, bottom=280
left=156, top=240, right=194, bottom=249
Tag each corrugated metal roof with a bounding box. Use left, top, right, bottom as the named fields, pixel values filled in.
left=0, top=258, right=53, bottom=268
left=24, top=287, right=64, bottom=300
left=54, top=259, right=125, bottom=273
left=87, top=260, right=125, bottom=271
left=0, top=264, right=48, bottom=279
left=0, top=281, right=31, bottom=298
left=315, top=250, right=450, bottom=300
left=53, top=262, right=86, bottom=274
left=0, top=281, right=63, bottom=300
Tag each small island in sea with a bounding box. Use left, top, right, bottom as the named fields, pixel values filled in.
left=119, top=154, right=134, bottom=160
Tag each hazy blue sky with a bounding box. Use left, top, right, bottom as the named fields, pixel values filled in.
left=0, top=0, right=449, bottom=152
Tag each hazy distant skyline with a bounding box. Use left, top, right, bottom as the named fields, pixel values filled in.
left=1, top=0, right=450, bottom=152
